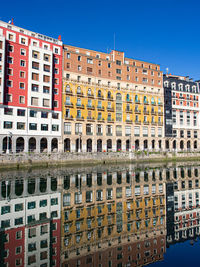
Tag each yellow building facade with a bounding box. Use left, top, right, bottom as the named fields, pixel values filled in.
left=62, top=46, right=164, bottom=152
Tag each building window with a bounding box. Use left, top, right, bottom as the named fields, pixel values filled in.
left=20, top=71, right=25, bottom=78
left=31, top=97, right=38, bottom=106
left=54, top=101, right=58, bottom=108
left=52, top=124, right=59, bottom=131
left=41, top=124, right=48, bottom=131
left=7, top=80, right=13, bottom=87
left=20, top=60, right=25, bottom=67
left=20, top=48, right=26, bottom=56
left=43, top=99, right=50, bottom=107
left=64, top=123, right=71, bottom=134
left=4, top=121, right=13, bottom=129
left=29, top=123, right=37, bottom=130
left=17, top=122, right=25, bottom=130
left=19, top=82, right=25, bottom=89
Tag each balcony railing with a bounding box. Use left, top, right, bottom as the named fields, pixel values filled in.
left=76, top=116, right=84, bottom=121
left=65, top=115, right=74, bottom=120
left=87, top=105, right=95, bottom=110
left=65, top=103, right=73, bottom=108
left=97, top=106, right=105, bottom=111
left=107, top=107, right=114, bottom=112
left=76, top=104, right=85, bottom=109
left=87, top=117, right=95, bottom=121
left=87, top=93, right=94, bottom=98
left=134, top=109, right=141, bottom=114
left=65, top=90, right=73, bottom=95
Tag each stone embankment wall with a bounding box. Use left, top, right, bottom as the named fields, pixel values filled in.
left=0, top=151, right=200, bottom=170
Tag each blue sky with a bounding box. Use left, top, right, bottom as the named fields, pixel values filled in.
left=1, top=0, right=200, bottom=80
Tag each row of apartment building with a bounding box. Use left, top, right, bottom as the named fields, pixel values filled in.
left=0, top=20, right=199, bottom=153
left=1, top=164, right=200, bottom=266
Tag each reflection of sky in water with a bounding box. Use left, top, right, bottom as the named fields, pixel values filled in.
left=151, top=239, right=200, bottom=267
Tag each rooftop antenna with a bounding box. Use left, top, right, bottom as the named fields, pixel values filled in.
left=166, top=67, right=169, bottom=75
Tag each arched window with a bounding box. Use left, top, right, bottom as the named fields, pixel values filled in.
left=178, top=84, right=183, bottom=91
left=135, top=95, right=139, bottom=102
left=171, top=82, right=176, bottom=90
left=143, top=96, right=147, bottom=103
left=158, top=98, right=161, bottom=104
left=126, top=94, right=130, bottom=101
left=116, top=93, right=122, bottom=101
left=164, top=81, right=169, bottom=87
left=77, top=86, right=81, bottom=94
left=107, top=91, right=111, bottom=99
left=151, top=97, right=155, bottom=104
left=88, top=88, right=91, bottom=95
left=66, top=84, right=70, bottom=92
left=98, top=90, right=101, bottom=97
left=192, top=85, right=197, bottom=93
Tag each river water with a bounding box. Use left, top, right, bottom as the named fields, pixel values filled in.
left=0, top=161, right=200, bottom=267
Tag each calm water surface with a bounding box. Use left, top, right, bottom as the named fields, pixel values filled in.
left=0, top=162, right=200, bottom=267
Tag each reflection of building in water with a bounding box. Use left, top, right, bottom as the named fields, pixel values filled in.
left=61, top=168, right=166, bottom=266
left=166, top=166, right=200, bottom=245
left=0, top=176, right=61, bottom=267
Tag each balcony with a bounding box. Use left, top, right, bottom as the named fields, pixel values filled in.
left=76, top=104, right=85, bottom=109
left=151, top=111, right=157, bottom=115
left=135, top=121, right=141, bottom=125
left=86, top=131, right=93, bottom=135
left=87, top=93, right=94, bottom=98
left=97, top=118, right=105, bottom=122
left=76, top=116, right=84, bottom=121
left=97, top=95, right=104, bottom=100
left=151, top=122, right=157, bottom=125
left=135, top=100, right=140, bottom=104
left=97, top=106, right=105, bottom=111
left=126, top=119, right=132, bottom=124
left=116, top=132, right=122, bottom=136
left=66, top=90, right=73, bottom=95
left=144, top=101, right=149, bottom=105
left=107, top=96, right=114, bottom=101
left=144, top=110, right=149, bottom=115
left=107, top=107, right=114, bottom=112
left=151, top=102, right=156, bottom=106
left=87, top=105, right=95, bottom=110
left=87, top=116, right=95, bottom=122
left=107, top=118, right=114, bottom=123
left=158, top=102, right=163, bottom=106
left=158, top=111, right=163, bottom=115
left=126, top=99, right=132, bottom=103
left=65, top=103, right=73, bottom=108
left=65, top=115, right=74, bottom=120
left=97, top=132, right=103, bottom=136
left=77, top=91, right=84, bottom=96
left=144, top=121, right=149, bottom=125
left=158, top=122, right=163, bottom=126
left=126, top=109, right=132, bottom=113
left=106, top=133, right=113, bottom=136
left=134, top=109, right=141, bottom=114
